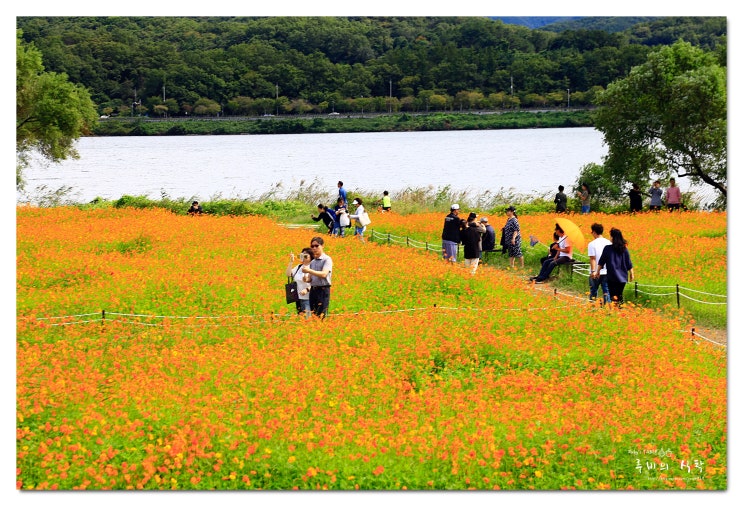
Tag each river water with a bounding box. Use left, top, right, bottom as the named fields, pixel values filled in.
left=20, top=127, right=611, bottom=203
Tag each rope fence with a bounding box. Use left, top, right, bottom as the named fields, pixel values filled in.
left=368, top=229, right=727, bottom=310
left=21, top=298, right=724, bottom=347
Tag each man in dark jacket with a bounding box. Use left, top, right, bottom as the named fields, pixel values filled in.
left=461, top=216, right=484, bottom=274
left=441, top=204, right=465, bottom=262
left=479, top=217, right=496, bottom=252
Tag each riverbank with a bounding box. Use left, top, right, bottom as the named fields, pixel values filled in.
left=93, top=109, right=593, bottom=136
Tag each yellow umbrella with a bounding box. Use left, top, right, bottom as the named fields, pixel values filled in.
left=555, top=217, right=586, bottom=252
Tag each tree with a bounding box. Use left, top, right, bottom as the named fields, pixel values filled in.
left=16, top=30, right=98, bottom=188
left=593, top=40, right=727, bottom=200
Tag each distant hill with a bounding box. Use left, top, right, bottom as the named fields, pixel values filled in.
left=490, top=16, right=664, bottom=33
left=489, top=17, right=582, bottom=29
left=540, top=17, right=661, bottom=33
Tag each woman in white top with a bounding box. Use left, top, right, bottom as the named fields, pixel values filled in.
left=286, top=247, right=313, bottom=318
left=348, top=198, right=367, bottom=242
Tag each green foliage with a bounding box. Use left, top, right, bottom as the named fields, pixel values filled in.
left=106, top=194, right=312, bottom=220
left=16, top=17, right=725, bottom=120
left=16, top=30, right=98, bottom=187
left=113, top=234, right=153, bottom=255
left=113, top=195, right=158, bottom=209
left=92, top=110, right=594, bottom=137
left=592, top=41, right=727, bottom=204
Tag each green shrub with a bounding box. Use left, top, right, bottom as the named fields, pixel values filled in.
left=113, top=195, right=157, bottom=209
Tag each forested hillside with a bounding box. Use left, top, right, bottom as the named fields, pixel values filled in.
left=16, top=16, right=726, bottom=118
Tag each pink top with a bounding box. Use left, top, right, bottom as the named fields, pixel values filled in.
left=666, top=186, right=681, bottom=204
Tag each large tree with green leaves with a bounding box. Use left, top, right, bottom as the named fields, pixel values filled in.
left=16, top=30, right=98, bottom=188
left=592, top=40, right=727, bottom=201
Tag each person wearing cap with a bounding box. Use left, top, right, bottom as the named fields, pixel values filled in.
left=480, top=217, right=496, bottom=255
left=441, top=204, right=465, bottom=262
left=187, top=201, right=203, bottom=215
left=503, top=206, right=524, bottom=268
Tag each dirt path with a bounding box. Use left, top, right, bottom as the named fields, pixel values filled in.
left=508, top=266, right=728, bottom=348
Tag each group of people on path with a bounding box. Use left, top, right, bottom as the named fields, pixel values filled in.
left=554, top=178, right=683, bottom=214
left=441, top=204, right=523, bottom=274
left=311, top=181, right=387, bottom=242
left=439, top=200, right=635, bottom=305
left=530, top=221, right=634, bottom=305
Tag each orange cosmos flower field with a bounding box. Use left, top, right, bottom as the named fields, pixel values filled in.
left=16, top=207, right=726, bottom=490
left=367, top=210, right=727, bottom=325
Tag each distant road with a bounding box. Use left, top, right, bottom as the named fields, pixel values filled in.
left=101, top=108, right=593, bottom=122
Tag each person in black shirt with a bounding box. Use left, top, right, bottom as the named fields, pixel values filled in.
left=628, top=183, right=643, bottom=212
left=311, top=204, right=339, bottom=235
left=441, top=204, right=465, bottom=262
left=554, top=185, right=567, bottom=213
left=187, top=201, right=203, bottom=215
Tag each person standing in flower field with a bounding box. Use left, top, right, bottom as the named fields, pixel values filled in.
left=461, top=212, right=484, bottom=275
left=334, top=197, right=350, bottom=237
left=587, top=223, right=611, bottom=304
left=665, top=177, right=682, bottom=211
left=554, top=185, right=568, bottom=213
left=628, top=183, right=643, bottom=213
left=596, top=227, right=635, bottom=305
left=187, top=201, right=203, bottom=215
left=479, top=217, right=496, bottom=257
left=648, top=180, right=663, bottom=211
left=441, top=204, right=465, bottom=262
left=303, top=237, right=333, bottom=318
left=503, top=206, right=524, bottom=269
left=337, top=181, right=348, bottom=207
left=577, top=183, right=591, bottom=214
left=348, top=198, right=368, bottom=242
left=286, top=247, right=313, bottom=318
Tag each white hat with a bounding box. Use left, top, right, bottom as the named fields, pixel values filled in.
left=450, top=204, right=460, bottom=210
left=352, top=199, right=360, bottom=205
left=479, top=216, right=488, bottom=223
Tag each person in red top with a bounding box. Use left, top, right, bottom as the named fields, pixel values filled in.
left=665, top=177, right=682, bottom=211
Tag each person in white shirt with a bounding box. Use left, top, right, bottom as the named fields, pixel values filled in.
left=587, top=223, right=612, bottom=304
left=286, top=247, right=313, bottom=318
left=348, top=198, right=367, bottom=242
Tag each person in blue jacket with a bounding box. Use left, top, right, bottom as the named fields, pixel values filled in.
left=311, top=204, right=339, bottom=235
